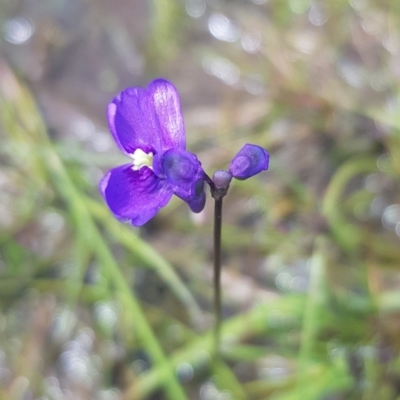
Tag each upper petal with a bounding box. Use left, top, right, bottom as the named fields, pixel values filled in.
left=108, top=88, right=159, bottom=155
left=147, top=79, right=186, bottom=152
left=107, top=79, right=185, bottom=156
left=229, top=144, right=269, bottom=180
left=100, top=164, right=173, bottom=226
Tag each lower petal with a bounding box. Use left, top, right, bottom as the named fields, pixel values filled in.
left=100, top=164, right=173, bottom=226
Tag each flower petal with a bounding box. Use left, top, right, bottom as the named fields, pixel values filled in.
left=107, top=79, right=185, bottom=156
left=108, top=88, right=159, bottom=156
left=100, top=164, right=173, bottom=226
left=229, top=144, right=269, bottom=180
left=147, top=79, right=186, bottom=152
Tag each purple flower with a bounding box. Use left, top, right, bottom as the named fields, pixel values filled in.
left=100, top=79, right=206, bottom=226
left=229, top=144, right=269, bottom=180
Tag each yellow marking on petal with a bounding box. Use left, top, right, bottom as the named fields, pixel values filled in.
left=131, top=148, right=154, bottom=171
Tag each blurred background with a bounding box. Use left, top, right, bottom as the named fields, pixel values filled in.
left=1, top=0, right=400, bottom=399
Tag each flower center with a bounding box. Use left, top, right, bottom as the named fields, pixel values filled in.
left=131, top=148, right=154, bottom=171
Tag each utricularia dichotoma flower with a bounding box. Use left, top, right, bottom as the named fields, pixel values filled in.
left=100, top=79, right=269, bottom=226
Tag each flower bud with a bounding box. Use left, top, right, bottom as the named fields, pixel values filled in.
left=229, top=144, right=269, bottom=180
left=212, top=170, right=232, bottom=189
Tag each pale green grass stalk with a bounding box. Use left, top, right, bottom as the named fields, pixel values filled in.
left=296, top=237, right=328, bottom=396
left=322, top=157, right=377, bottom=252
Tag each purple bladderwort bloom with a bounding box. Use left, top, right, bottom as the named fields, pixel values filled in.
left=100, top=79, right=206, bottom=226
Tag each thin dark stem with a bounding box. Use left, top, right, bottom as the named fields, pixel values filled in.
left=213, top=198, right=223, bottom=357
